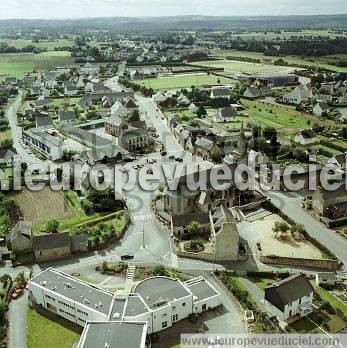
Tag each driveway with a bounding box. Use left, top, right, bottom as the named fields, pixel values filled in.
left=8, top=292, right=28, bottom=348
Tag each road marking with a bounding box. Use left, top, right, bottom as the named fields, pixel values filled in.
left=132, top=213, right=154, bottom=221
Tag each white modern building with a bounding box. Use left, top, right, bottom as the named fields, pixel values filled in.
left=27, top=268, right=222, bottom=347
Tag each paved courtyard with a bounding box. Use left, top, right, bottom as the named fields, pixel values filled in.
left=248, top=211, right=323, bottom=259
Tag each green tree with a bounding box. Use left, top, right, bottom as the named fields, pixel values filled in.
left=187, top=221, right=202, bottom=236
left=46, top=219, right=59, bottom=233
left=273, top=221, right=290, bottom=238
left=127, top=108, right=140, bottom=123
left=153, top=265, right=166, bottom=276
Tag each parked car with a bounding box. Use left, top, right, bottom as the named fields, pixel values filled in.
left=161, top=151, right=167, bottom=156
left=168, top=155, right=175, bottom=160
left=146, top=169, right=153, bottom=174
left=121, top=253, right=134, bottom=261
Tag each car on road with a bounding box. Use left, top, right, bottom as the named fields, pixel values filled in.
left=175, top=157, right=183, bottom=162
left=146, top=169, right=153, bottom=174
left=121, top=253, right=134, bottom=261
left=161, top=151, right=167, bottom=156
left=168, top=155, right=175, bottom=160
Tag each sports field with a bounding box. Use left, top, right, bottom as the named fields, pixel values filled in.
left=191, top=60, right=298, bottom=74
left=210, top=50, right=347, bottom=73
left=134, top=74, right=233, bottom=89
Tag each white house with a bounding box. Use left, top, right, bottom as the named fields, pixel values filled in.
left=213, top=107, right=237, bottom=123
left=264, top=274, right=314, bottom=321
left=294, top=130, right=316, bottom=145
left=315, top=272, right=336, bottom=287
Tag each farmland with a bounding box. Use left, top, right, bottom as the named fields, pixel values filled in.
left=191, top=59, right=298, bottom=74
left=0, top=51, right=73, bottom=81
left=11, top=187, right=76, bottom=226
left=134, top=73, right=233, bottom=89
left=0, top=38, right=74, bottom=51
left=215, top=99, right=343, bottom=141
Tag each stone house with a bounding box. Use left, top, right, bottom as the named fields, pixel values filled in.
left=105, top=115, right=128, bottom=137
left=194, top=138, right=221, bottom=161
left=312, top=185, right=347, bottom=217
left=6, top=220, right=33, bottom=253
left=171, top=212, right=210, bottom=238
left=32, top=232, right=72, bottom=262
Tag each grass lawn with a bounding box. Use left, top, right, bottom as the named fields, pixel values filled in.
left=192, top=60, right=298, bottom=74
left=52, top=97, right=81, bottom=107
left=134, top=74, right=233, bottom=89
left=289, top=317, right=324, bottom=333
left=0, top=129, right=12, bottom=142
left=315, top=287, right=347, bottom=316
left=27, top=309, right=81, bottom=348
left=248, top=276, right=276, bottom=290
left=209, top=50, right=347, bottom=73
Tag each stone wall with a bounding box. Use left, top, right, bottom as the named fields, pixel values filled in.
left=260, top=255, right=340, bottom=271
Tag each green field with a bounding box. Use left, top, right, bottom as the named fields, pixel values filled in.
left=210, top=50, right=347, bottom=73
left=217, top=29, right=346, bottom=41
left=0, top=38, right=74, bottom=51
left=27, top=309, right=81, bottom=348
left=0, top=61, right=34, bottom=81
left=216, top=99, right=342, bottom=140
left=192, top=60, right=297, bottom=74
left=134, top=74, right=233, bottom=89
left=0, top=51, right=74, bottom=80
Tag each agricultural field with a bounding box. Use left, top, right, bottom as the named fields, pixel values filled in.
left=0, top=60, right=34, bottom=81
left=191, top=59, right=298, bottom=74
left=210, top=50, right=347, bottom=73
left=0, top=51, right=73, bottom=81
left=134, top=73, right=233, bottom=89
left=163, top=108, right=214, bottom=125
left=11, top=187, right=76, bottom=226
left=220, top=29, right=347, bottom=40
left=237, top=99, right=341, bottom=140
left=0, top=38, right=74, bottom=51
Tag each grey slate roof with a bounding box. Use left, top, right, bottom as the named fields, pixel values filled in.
left=171, top=212, right=210, bottom=228
left=60, top=110, right=75, bottom=121
left=32, top=232, right=70, bottom=251
left=266, top=274, right=314, bottom=306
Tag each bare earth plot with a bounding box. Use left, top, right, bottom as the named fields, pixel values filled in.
left=12, top=187, right=75, bottom=225
left=248, top=213, right=322, bottom=259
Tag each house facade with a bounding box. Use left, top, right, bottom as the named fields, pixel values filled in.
left=264, top=274, right=314, bottom=321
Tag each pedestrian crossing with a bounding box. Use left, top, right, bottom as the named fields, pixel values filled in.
left=132, top=213, right=154, bottom=221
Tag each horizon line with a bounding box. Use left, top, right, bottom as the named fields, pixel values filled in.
left=0, top=13, right=347, bottom=21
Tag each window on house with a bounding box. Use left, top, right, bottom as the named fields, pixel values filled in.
left=182, top=302, right=186, bottom=307
left=162, top=321, right=168, bottom=329
left=172, top=314, right=178, bottom=322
